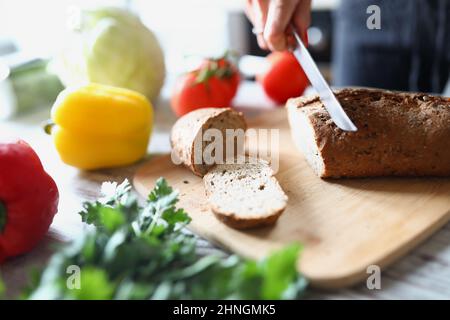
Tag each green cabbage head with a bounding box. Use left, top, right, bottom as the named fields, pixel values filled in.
left=55, top=7, right=165, bottom=101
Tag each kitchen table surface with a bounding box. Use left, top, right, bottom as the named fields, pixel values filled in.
left=2, top=82, right=450, bottom=300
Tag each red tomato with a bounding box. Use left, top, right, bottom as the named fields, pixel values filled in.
left=257, top=51, right=309, bottom=104
left=200, top=57, right=240, bottom=99
left=171, top=55, right=240, bottom=117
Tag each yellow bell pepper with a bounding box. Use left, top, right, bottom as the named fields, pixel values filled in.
left=47, top=83, right=153, bottom=170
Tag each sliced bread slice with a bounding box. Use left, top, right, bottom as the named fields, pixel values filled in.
left=203, top=157, right=288, bottom=229
left=170, top=108, right=247, bottom=177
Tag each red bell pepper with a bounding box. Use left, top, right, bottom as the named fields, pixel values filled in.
left=0, top=140, right=59, bottom=263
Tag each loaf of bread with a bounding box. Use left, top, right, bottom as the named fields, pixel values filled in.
left=287, top=88, right=450, bottom=178
left=203, top=157, right=287, bottom=229
left=170, top=108, right=247, bottom=177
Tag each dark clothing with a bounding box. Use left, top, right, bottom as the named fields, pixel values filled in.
left=333, top=0, right=450, bottom=93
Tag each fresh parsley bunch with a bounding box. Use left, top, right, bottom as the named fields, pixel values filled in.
left=27, top=178, right=307, bottom=299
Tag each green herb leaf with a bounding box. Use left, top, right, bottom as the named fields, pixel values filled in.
left=261, top=244, right=303, bottom=299
left=26, top=178, right=307, bottom=300
left=66, top=267, right=115, bottom=300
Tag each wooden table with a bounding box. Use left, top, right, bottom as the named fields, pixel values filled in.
left=2, top=90, right=450, bottom=300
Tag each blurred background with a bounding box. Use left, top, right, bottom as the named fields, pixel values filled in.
left=0, top=0, right=449, bottom=121
left=0, top=0, right=337, bottom=72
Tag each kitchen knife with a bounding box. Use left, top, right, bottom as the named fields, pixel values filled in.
left=292, top=30, right=358, bottom=132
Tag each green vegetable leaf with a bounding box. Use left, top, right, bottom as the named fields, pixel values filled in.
left=260, top=244, right=304, bottom=299
left=66, top=267, right=115, bottom=300
left=25, top=178, right=307, bottom=300
left=98, top=207, right=125, bottom=233
left=148, top=177, right=176, bottom=202
left=100, top=180, right=132, bottom=205
left=79, top=203, right=125, bottom=233
left=79, top=202, right=103, bottom=225
left=162, top=208, right=191, bottom=228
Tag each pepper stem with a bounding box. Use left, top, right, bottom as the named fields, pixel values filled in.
left=43, top=120, right=55, bottom=135
left=0, top=201, right=6, bottom=233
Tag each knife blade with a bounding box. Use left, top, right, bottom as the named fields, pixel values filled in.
left=292, top=30, right=357, bottom=132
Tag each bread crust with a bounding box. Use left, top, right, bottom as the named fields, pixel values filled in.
left=287, top=88, right=450, bottom=178
left=211, top=208, right=284, bottom=229
left=170, top=108, right=247, bottom=177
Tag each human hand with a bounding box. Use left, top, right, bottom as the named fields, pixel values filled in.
left=245, top=0, right=311, bottom=51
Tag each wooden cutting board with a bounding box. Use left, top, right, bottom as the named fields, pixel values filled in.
left=133, top=109, right=450, bottom=289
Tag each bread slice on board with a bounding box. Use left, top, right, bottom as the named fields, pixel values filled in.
left=203, top=157, right=288, bottom=229
left=170, top=108, right=247, bottom=177
left=287, top=88, right=450, bottom=178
